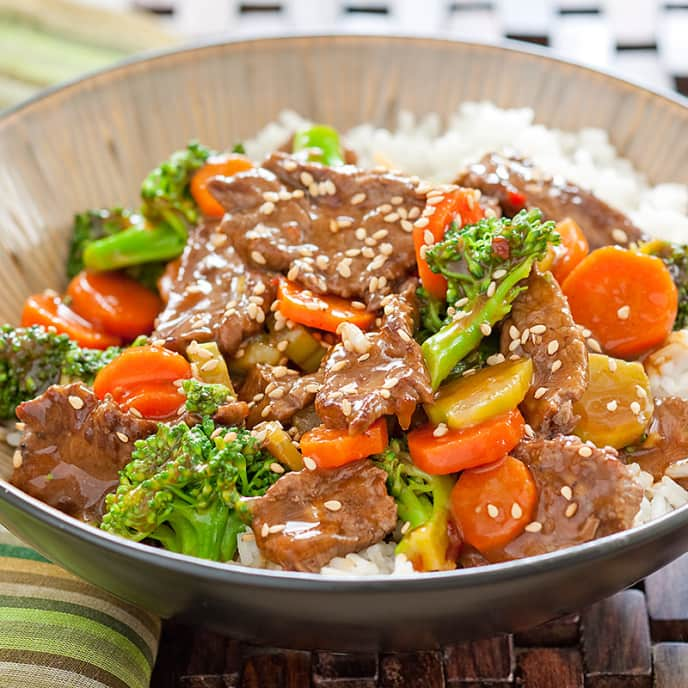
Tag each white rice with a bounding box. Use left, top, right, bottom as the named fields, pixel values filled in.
left=646, top=330, right=688, bottom=400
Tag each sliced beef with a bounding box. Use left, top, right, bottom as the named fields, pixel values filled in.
left=11, top=383, right=157, bottom=523
left=208, top=152, right=426, bottom=302
left=316, top=285, right=432, bottom=433
left=625, top=396, right=688, bottom=481
left=484, top=436, right=642, bottom=562
left=239, top=364, right=320, bottom=428
left=456, top=152, right=646, bottom=249
left=500, top=269, right=589, bottom=435
left=153, top=220, right=276, bottom=356
left=249, top=460, right=397, bottom=572
left=213, top=399, right=250, bottom=427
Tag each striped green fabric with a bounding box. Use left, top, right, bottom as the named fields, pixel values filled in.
left=0, top=528, right=160, bottom=688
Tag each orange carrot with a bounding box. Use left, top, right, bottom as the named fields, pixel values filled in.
left=550, top=218, right=589, bottom=283
left=450, top=455, right=537, bottom=554
left=299, top=419, right=388, bottom=468
left=67, top=270, right=163, bottom=340
left=21, top=291, right=121, bottom=349
left=412, top=188, right=484, bottom=300
left=407, top=409, right=525, bottom=476
left=562, top=246, right=678, bottom=359
left=277, top=279, right=375, bottom=333
left=191, top=153, right=253, bottom=217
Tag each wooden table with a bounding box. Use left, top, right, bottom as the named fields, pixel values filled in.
left=150, top=553, right=688, bottom=687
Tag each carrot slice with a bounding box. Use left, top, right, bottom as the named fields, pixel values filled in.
left=21, top=291, right=121, bottom=349
left=550, top=218, right=589, bottom=284
left=191, top=154, right=253, bottom=217
left=407, top=409, right=525, bottom=475
left=562, top=246, right=678, bottom=359
left=118, top=381, right=190, bottom=420
left=277, top=279, right=375, bottom=333
left=450, top=455, right=537, bottom=553
left=67, top=270, right=163, bottom=340
left=412, top=188, right=484, bottom=300
left=299, top=419, right=388, bottom=468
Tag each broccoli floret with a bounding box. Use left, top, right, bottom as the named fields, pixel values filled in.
left=0, top=325, right=120, bottom=418
left=100, top=419, right=281, bottom=561
left=140, top=141, right=212, bottom=238
left=643, top=240, right=688, bottom=330
left=181, top=379, right=232, bottom=417
left=374, top=440, right=456, bottom=571
left=421, top=209, right=558, bottom=388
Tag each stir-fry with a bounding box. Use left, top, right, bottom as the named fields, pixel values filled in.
left=4, top=122, right=688, bottom=575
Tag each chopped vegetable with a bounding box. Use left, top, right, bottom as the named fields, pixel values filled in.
left=422, top=209, right=558, bottom=388
left=562, top=246, right=678, bottom=359
left=0, top=325, right=120, bottom=418
left=257, top=420, right=305, bottom=471
left=190, top=153, right=253, bottom=217
left=572, top=353, right=653, bottom=449
left=100, top=419, right=280, bottom=562
left=21, top=291, right=121, bottom=349
left=300, top=419, right=389, bottom=468
left=450, top=455, right=537, bottom=554
left=181, top=379, right=232, bottom=417
left=187, top=341, right=234, bottom=392
left=407, top=409, right=525, bottom=475
left=374, top=440, right=457, bottom=571
left=93, top=345, right=191, bottom=419
left=544, top=218, right=589, bottom=284
left=641, top=239, right=688, bottom=331
left=277, top=279, right=375, bottom=333
left=413, top=188, right=484, bottom=300
left=292, top=124, right=345, bottom=166
left=426, top=358, right=533, bottom=430
left=229, top=334, right=282, bottom=375
left=267, top=318, right=327, bottom=373
left=66, top=270, right=162, bottom=340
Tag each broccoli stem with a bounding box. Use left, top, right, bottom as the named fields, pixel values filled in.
left=83, top=224, right=186, bottom=272
left=422, top=258, right=534, bottom=389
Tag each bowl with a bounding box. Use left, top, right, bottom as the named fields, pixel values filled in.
left=1, top=34, right=688, bottom=651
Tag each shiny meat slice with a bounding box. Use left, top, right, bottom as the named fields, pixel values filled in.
left=456, top=152, right=646, bottom=250
left=249, top=460, right=397, bottom=572
left=500, top=270, right=589, bottom=435
left=485, top=436, right=642, bottom=562
left=315, top=286, right=432, bottom=433
left=239, top=364, right=320, bottom=428
left=153, top=220, right=276, bottom=356
left=625, top=396, right=688, bottom=481
left=11, top=383, right=157, bottom=523
left=208, top=152, right=426, bottom=301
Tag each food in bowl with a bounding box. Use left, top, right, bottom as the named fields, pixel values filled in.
left=3, top=103, right=688, bottom=576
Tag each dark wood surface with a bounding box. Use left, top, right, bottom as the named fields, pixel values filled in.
left=151, top=554, right=688, bottom=687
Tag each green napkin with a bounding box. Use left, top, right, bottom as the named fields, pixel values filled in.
left=0, top=527, right=160, bottom=688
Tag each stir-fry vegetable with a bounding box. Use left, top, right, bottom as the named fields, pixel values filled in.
left=375, top=440, right=457, bottom=571
left=277, top=279, right=375, bottom=333
left=187, top=341, right=234, bottom=391
left=451, top=455, right=537, bottom=554
left=229, top=334, right=283, bottom=374
left=539, top=218, right=589, bottom=284
left=181, top=379, right=232, bottom=417
left=257, top=420, right=305, bottom=471
left=572, top=353, right=653, bottom=449
left=421, top=209, right=558, bottom=388
left=300, top=419, right=389, bottom=468
left=562, top=246, right=677, bottom=359
left=292, top=124, right=345, bottom=166
left=641, top=239, right=688, bottom=331
left=407, top=408, right=525, bottom=475
left=426, top=358, right=533, bottom=430
left=190, top=153, right=253, bottom=217
left=21, top=291, right=122, bottom=349
left=100, top=419, right=280, bottom=562
left=267, top=319, right=327, bottom=373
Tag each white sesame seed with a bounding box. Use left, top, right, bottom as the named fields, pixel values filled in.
left=12, top=450, right=22, bottom=469
left=587, top=338, right=602, bottom=353
left=303, top=457, right=317, bottom=471
left=530, top=324, right=547, bottom=335
left=547, top=340, right=560, bottom=356
left=487, top=504, right=499, bottom=519
left=524, top=424, right=535, bottom=439
left=509, top=339, right=521, bottom=353
left=521, top=328, right=530, bottom=345
left=486, top=281, right=496, bottom=298
left=560, top=485, right=573, bottom=501
left=565, top=503, right=579, bottom=518
left=433, top=423, right=449, bottom=438
left=398, top=329, right=412, bottom=343
left=283, top=159, right=297, bottom=172
left=401, top=521, right=411, bottom=534
left=608, top=358, right=618, bottom=372
left=511, top=503, right=523, bottom=519
left=617, top=305, right=631, bottom=320
left=384, top=212, right=399, bottom=223
left=116, top=431, right=129, bottom=443
left=525, top=521, right=543, bottom=533
left=415, top=217, right=429, bottom=229
left=426, top=195, right=444, bottom=206
left=251, top=250, right=266, bottom=265
left=269, top=524, right=286, bottom=534
left=292, top=189, right=304, bottom=199
left=351, top=192, right=366, bottom=205
left=68, top=395, right=84, bottom=410
left=324, top=500, right=342, bottom=512
left=636, top=385, right=648, bottom=399
left=578, top=445, right=593, bottom=458
left=380, top=389, right=391, bottom=399
left=341, top=399, right=352, bottom=416
left=487, top=353, right=506, bottom=366
left=259, top=201, right=275, bottom=215
left=612, top=228, right=628, bottom=244
left=606, top=400, right=618, bottom=412
left=533, top=387, right=548, bottom=400
left=493, top=268, right=507, bottom=280
left=300, top=171, right=314, bottom=186
left=261, top=523, right=270, bottom=537
left=456, top=297, right=469, bottom=308
left=423, top=229, right=434, bottom=245
left=269, top=462, right=285, bottom=475
left=480, top=322, right=492, bottom=337
left=631, top=401, right=642, bottom=415
left=383, top=377, right=400, bottom=389
left=509, top=325, right=521, bottom=340
left=408, top=207, right=421, bottom=219
left=551, top=360, right=562, bottom=373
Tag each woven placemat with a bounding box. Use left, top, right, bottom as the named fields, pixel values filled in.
left=150, top=553, right=688, bottom=687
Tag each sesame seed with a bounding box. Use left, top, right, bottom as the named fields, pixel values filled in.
left=525, top=521, right=543, bottom=533
left=509, top=339, right=521, bottom=353
left=331, top=360, right=348, bottom=373
left=587, top=338, right=602, bottom=353
left=398, top=329, right=412, bottom=343
left=380, top=389, right=391, bottom=399
left=383, top=377, right=400, bottom=389
left=130, top=407, right=143, bottom=418
left=617, top=305, right=631, bottom=320
left=426, top=195, right=444, bottom=206
left=401, top=220, right=414, bottom=233
left=608, top=358, right=618, bottom=372
left=636, top=385, right=648, bottom=398
left=201, top=359, right=219, bottom=373
left=524, top=424, right=535, bottom=439
left=351, top=192, right=366, bottom=205
left=462, top=368, right=476, bottom=377
left=530, top=324, right=547, bottom=335
left=261, top=523, right=270, bottom=537
left=423, top=229, right=434, bottom=245
left=358, top=353, right=370, bottom=363
left=551, top=359, right=562, bottom=373
left=379, top=242, right=394, bottom=256
left=487, top=504, right=499, bottom=519
left=259, top=201, right=275, bottom=215
left=493, top=268, right=507, bottom=279
left=372, top=229, right=389, bottom=241
left=612, top=228, right=628, bottom=244
left=303, top=457, right=317, bottom=471
left=68, top=395, right=84, bottom=410
left=547, top=340, right=560, bottom=356
left=631, top=401, right=642, bottom=415
left=578, top=445, right=593, bottom=458
left=251, top=250, right=266, bottom=265
left=408, top=207, right=421, bottom=220
left=486, top=281, right=496, bottom=298
left=351, top=301, right=366, bottom=310
left=283, top=159, right=297, bottom=171
left=269, top=387, right=286, bottom=400
left=521, top=328, right=530, bottom=344
left=324, top=500, right=342, bottom=512
left=341, top=399, right=352, bottom=416
left=511, top=503, right=523, bottom=519
left=12, top=450, right=22, bottom=468
left=565, top=503, right=579, bottom=518
left=300, top=171, right=314, bottom=186
left=487, top=353, right=506, bottom=366
left=384, top=212, right=399, bottom=223
left=415, top=217, right=429, bottom=228
left=269, top=524, right=286, bottom=534
left=401, top=521, right=411, bottom=534
left=560, top=485, right=573, bottom=501
left=292, top=189, right=304, bottom=199
left=116, top=431, right=129, bottom=443
left=606, top=400, right=618, bottom=412
left=480, top=322, right=492, bottom=336
left=533, top=387, right=548, bottom=400
left=509, top=325, right=521, bottom=340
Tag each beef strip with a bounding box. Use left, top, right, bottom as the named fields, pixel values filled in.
left=11, top=383, right=157, bottom=523
left=500, top=269, right=589, bottom=435
left=481, top=436, right=642, bottom=563
left=208, top=152, right=426, bottom=302
left=153, top=220, right=276, bottom=356
left=456, top=152, right=646, bottom=249
left=315, top=284, right=432, bottom=433
left=625, top=396, right=688, bottom=481
left=238, top=364, right=321, bottom=428
left=249, top=459, right=397, bottom=572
